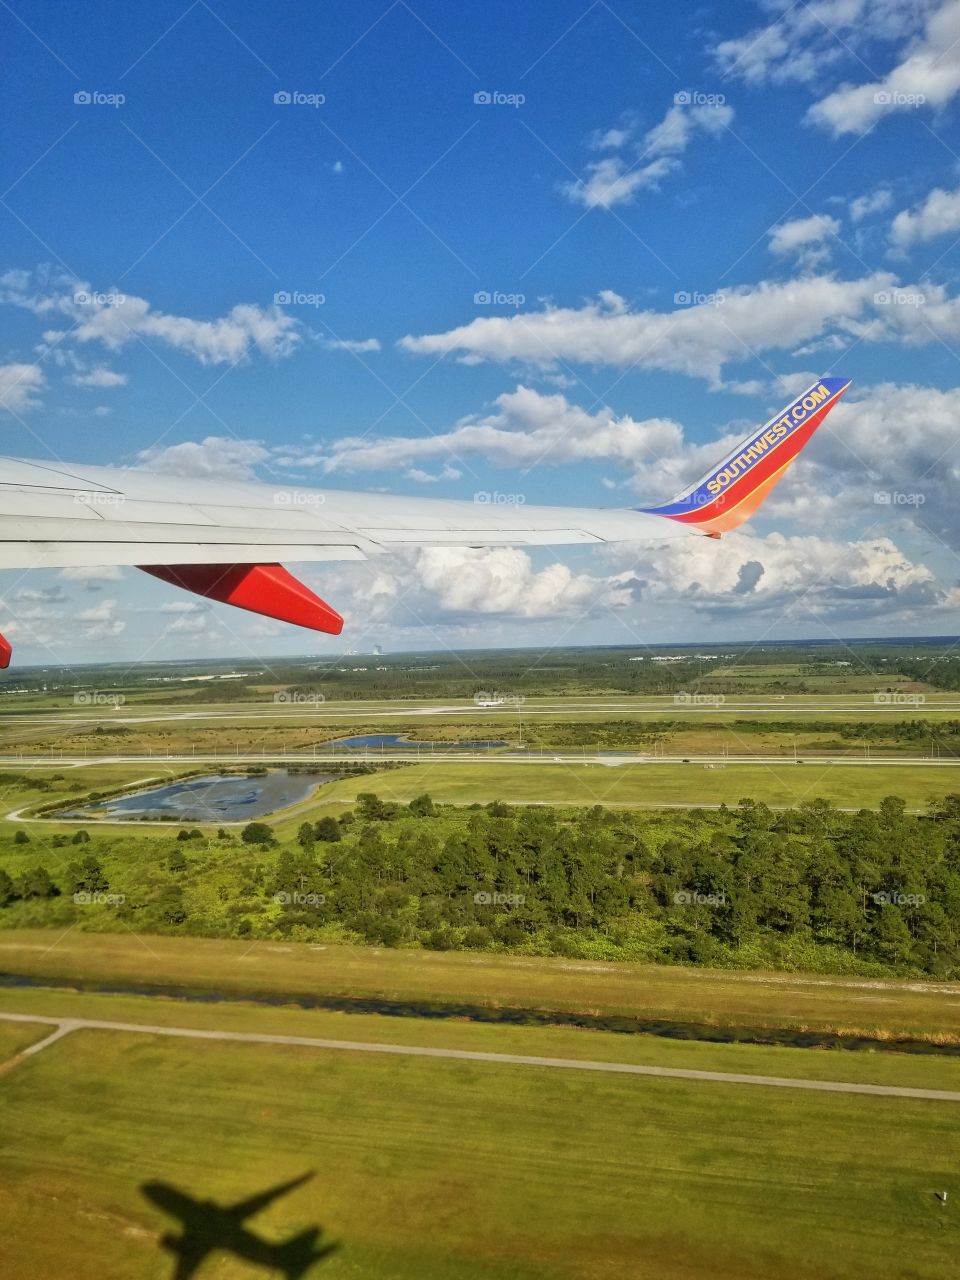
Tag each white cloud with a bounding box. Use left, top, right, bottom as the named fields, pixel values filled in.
left=13, top=586, right=67, bottom=603
left=76, top=598, right=125, bottom=639
left=563, top=102, right=733, bottom=209
left=2, top=269, right=301, bottom=366
left=605, top=528, right=960, bottom=621
left=810, top=381, right=960, bottom=540
left=317, top=545, right=633, bottom=626
left=890, top=183, right=960, bottom=248
left=417, top=547, right=632, bottom=617
left=66, top=365, right=127, bottom=389
left=311, top=384, right=693, bottom=494
left=401, top=271, right=960, bottom=383
left=166, top=610, right=217, bottom=636
left=768, top=214, right=841, bottom=268
left=400, top=275, right=892, bottom=385
left=319, top=337, right=381, bottom=353
left=405, top=465, right=462, bottom=483
left=715, top=0, right=936, bottom=87
left=135, top=436, right=270, bottom=481
left=0, top=362, right=44, bottom=413
left=158, top=601, right=202, bottom=614
left=60, top=566, right=124, bottom=588
left=850, top=187, right=894, bottom=221
left=809, top=0, right=960, bottom=134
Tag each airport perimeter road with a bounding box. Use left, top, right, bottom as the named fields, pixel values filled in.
left=1, top=1010, right=959, bottom=1101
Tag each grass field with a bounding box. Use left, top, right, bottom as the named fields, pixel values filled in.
left=3, top=985, right=960, bottom=1091
left=8, top=758, right=960, bottom=835
left=0, top=993, right=958, bottom=1279
left=1, top=930, right=958, bottom=1043
left=308, top=760, right=960, bottom=814
left=0, top=1020, right=48, bottom=1061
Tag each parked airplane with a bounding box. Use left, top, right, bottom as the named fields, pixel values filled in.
left=0, top=377, right=849, bottom=665
left=141, top=1173, right=336, bottom=1279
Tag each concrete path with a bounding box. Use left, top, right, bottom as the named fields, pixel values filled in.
left=1, top=1010, right=958, bottom=1101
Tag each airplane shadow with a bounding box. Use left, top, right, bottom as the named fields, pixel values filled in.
left=140, top=1172, right=339, bottom=1279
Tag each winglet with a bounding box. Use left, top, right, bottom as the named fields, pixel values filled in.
left=642, top=376, right=850, bottom=535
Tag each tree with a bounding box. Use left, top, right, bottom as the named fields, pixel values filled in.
left=157, top=885, right=187, bottom=925
left=0, top=868, right=16, bottom=907
left=18, top=865, right=58, bottom=899
left=70, top=854, right=109, bottom=895
left=241, top=822, right=274, bottom=846
left=168, top=846, right=188, bottom=874
left=71, top=829, right=91, bottom=845
left=409, top=793, right=435, bottom=817
left=314, top=816, right=341, bottom=843
left=13, top=830, right=29, bottom=845
left=297, top=822, right=316, bottom=850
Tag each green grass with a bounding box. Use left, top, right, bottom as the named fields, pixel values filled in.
left=307, top=760, right=960, bottom=814
left=1, top=929, right=958, bottom=1043
left=0, top=1019, right=49, bottom=1060
left=3, top=985, right=960, bottom=1091
left=0, top=1011, right=958, bottom=1279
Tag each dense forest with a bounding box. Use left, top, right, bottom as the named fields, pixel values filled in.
left=3, top=793, right=960, bottom=978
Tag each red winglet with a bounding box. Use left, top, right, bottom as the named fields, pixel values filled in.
left=0, top=631, right=11, bottom=668
left=139, top=563, right=344, bottom=635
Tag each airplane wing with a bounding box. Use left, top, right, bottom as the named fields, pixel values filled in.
left=0, top=377, right=849, bottom=665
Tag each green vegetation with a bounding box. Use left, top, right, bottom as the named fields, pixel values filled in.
left=5, top=791, right=960, bottom=979
left=0, top=999, right=958, bottom=1279
left=314, top=759, right=960, bottom=810
left=3, top=928, right=960, bottom=1043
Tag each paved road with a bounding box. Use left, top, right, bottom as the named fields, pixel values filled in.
left=4, top=697, right=960, bottom=726
left=1, top=1010, right=958, bottom=1101
left=0, top=752, right=956, bottom=767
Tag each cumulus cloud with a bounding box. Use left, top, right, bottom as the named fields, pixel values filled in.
left=715, top=0, right=936, bottom=87
left=0, top=362, right=44, bottom=413
left=317, top=545, right=634, bottom=627
left=768, top=214, right=841, bottom=268
left=66, top=365, right=128, bottom=389
left=606, top=529, right=960, bottom=622
left=13, top=586, right=67, bottom=604
left=563, top=102, right=733, bottom=209
left=400, top=276, right=893, bottom=385
left=807, top=381, right=960, bottom=543
left=850, top=187, right=894, bottom=222
left=890, top=183, right=960, bottom=248
left=76, top=598, right=125, bottom=639
left=808, top=0, right=960, bottom=134
left=319, top=337, right=381, bottom=353
left=135, top=436, right=270, bottom=481
left=400, top=272, right=960, bottom=383
left=1, top=268, right=301, bottom=366
left=306, top=385, right=697, bottom=495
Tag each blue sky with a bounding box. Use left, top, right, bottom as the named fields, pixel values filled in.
left=4, top=0, right=960, bottom=665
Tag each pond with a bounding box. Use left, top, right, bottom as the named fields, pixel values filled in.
left=325, top=733, right=506, bottom=750
left=61, top=769, right=331, bottom=822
